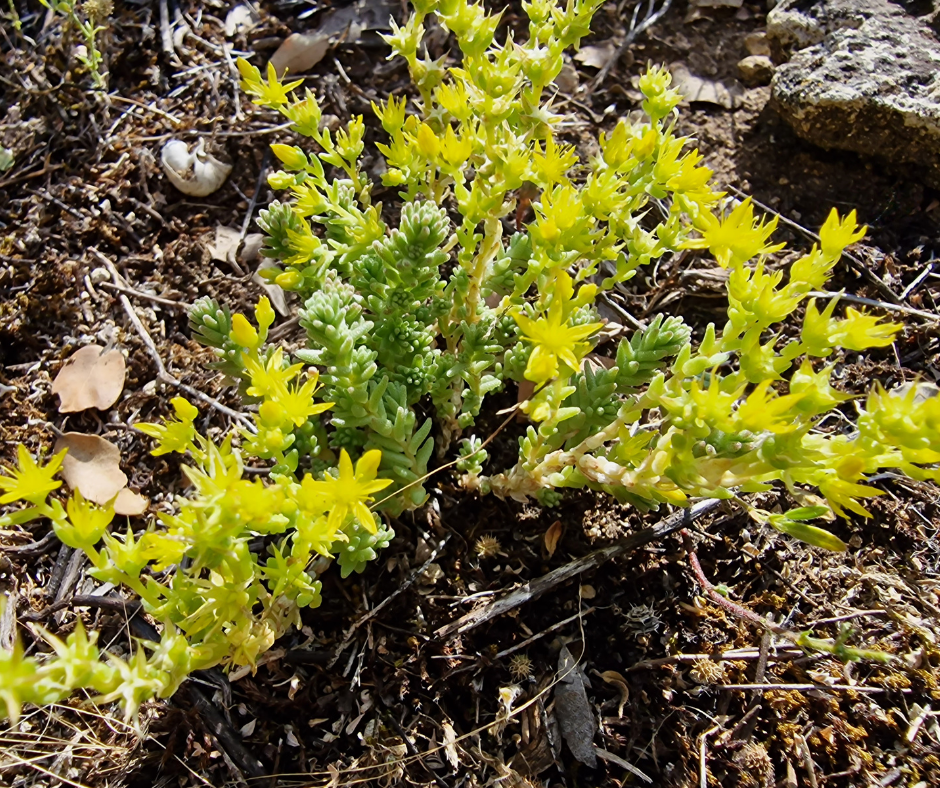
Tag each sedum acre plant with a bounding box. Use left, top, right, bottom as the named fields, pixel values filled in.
left=3, top=0, right=939, bottom=724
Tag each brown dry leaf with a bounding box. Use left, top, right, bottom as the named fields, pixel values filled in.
left=51, top=345, right=126, bottom=413
left=252, top=260, right=290, bottom=317
left=240, top=232, right=264, bottom=266
left=208, top=225, right=242, bottom=265
left=582, top=353, right=616, bottom=372
left=55, top=433, right=128, bottom=504
left=670, top=62, right=744, bottom=109
left=544, top=520, right=563, bottom=557
left=553, top=62, right=579, bottom=93
left=574, top=43, right=617, bottom=70
left=113, top=488, right=148, bottom=516
left=269, top=32, right=331, bottom=77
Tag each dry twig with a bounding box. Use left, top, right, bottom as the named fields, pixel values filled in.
left=89, top=247, right=254, bottom=430
left=436, top=499, right=721, bottom=638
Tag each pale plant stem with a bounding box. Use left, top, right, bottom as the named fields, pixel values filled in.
left=461, top=216, right=502, bottom=326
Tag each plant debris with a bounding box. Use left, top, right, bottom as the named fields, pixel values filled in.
left=161, top=138, right=233, bottom=197
left=51, top=344, right=126, bottom=413
left=54, top=432, right=128, bottom=504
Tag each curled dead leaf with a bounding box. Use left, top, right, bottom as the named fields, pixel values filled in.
left=544, top=520, right=563, bottom=557
left=224, top=4, right=259, bottom=37
left=51, top=345, right=126, bottom=413
left=595, top=669, right=630, bottom=718
left=208, top=225, right=242, bottom=265
left=55, top=433, right=127, bottom=504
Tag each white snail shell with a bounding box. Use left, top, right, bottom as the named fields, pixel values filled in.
left=160, top=138, right=232, bottom=197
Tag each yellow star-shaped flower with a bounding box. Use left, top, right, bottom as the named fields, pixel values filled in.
left=301, top=450, right=392, bottom=534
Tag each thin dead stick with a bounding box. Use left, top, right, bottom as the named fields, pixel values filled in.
left=495, top=607, right=597, bottom=659
left=435, top=498, right=721, bottom=639
left=183, top=684, right=267, bottom=779
left=591, top=0, right=674, bottom=90
left=595, top=747, right=653, bottom=784
left=805, top=609, right=887, bottom=627
left=699, top=724, right=721, bottom=788
left=727, top=185, right=902, bottom=305
left=327, top=534, right=452, bottom=670
left=239, top=146, right=271, bottom=242
left=97, top=280, right=191, bottom=310
left=625, top=647, right=805, bottom=672
left=158, top=0, right=176, bottom=60
left=0, top=162, right=65, bottom=191
left=797, top=733, right=820, bottom=788
left=806, top=290, right=939, bottom=322
left=89, top=248, right=254, bottom=430
left=21, top=594, right=143, bottom=623
left=0, top=531, right=60, bottom=556
left=717, top=683, right=898, bottom=694
left=107, top=94, right=181, bottom=125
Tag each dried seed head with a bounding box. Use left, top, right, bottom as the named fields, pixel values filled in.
left=508, top=654, right=533, bottom=681
left=733, top=742, right=773, bottom=787
left=623, top=603, right=663, bottom=636
left=474, top=534, right=501, bottom=558
left=689, top=659, right=725, bottom=685
left=84, top=0, right=113, bottom=23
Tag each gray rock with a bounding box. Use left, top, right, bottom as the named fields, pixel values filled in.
left=767, top=0, right=940, bottom=187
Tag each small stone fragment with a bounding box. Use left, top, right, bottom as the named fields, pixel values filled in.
left=738, top=55, right=775, bottom=86
left=745, top=30, right=772, bottom=56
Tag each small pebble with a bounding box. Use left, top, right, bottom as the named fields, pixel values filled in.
left=745, top=31, right=771, bottom=57
left=738, top=55, right=775, bottom=87
left=90, top=267, right=109, bottom=284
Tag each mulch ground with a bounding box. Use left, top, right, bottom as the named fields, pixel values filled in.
left=2, top=1, right=940, bottom=786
